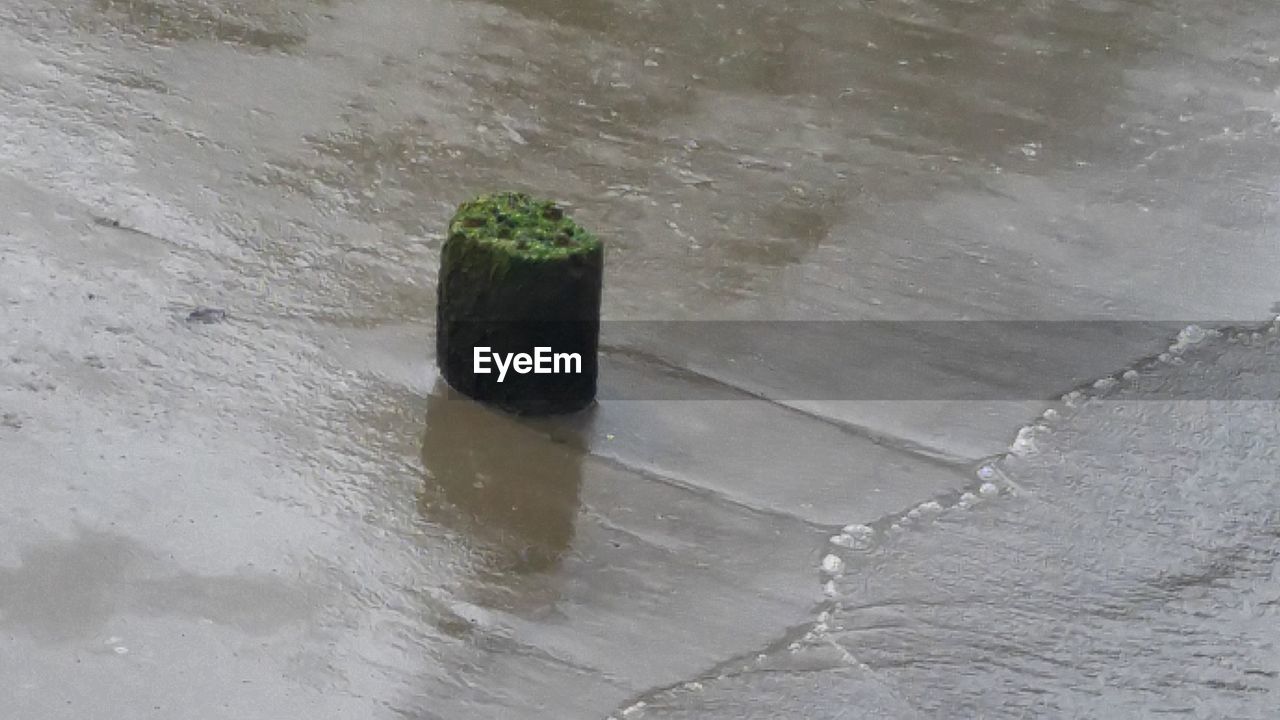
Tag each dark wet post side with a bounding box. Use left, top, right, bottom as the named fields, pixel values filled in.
left=436, top=192, right=603, bottom=415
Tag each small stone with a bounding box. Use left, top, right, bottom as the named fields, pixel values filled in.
left=821, top=554, right=844, bottom=574
left=186, top=307, right=227, bottom=324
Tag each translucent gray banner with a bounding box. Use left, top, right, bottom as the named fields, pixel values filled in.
left=589, top=321, right=1277, bottom=400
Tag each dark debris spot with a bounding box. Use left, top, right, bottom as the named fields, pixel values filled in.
left=186, top=307, right=228, bottom=324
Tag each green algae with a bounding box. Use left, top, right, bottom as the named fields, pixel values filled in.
left=436, top=191, right=603, bottom=414
left=447, top=192, right=600, bottom=262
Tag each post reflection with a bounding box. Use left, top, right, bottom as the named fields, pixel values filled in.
left=419, top=382, right=585, bottom=582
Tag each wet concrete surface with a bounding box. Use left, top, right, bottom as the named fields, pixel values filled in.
left=2, top=0, right=1280, bottom=717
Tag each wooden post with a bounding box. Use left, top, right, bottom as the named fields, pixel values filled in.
left=436, top=192, right=602, bottom=415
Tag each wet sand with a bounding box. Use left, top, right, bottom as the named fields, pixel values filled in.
left=3, top=0, right=1280, bottom=717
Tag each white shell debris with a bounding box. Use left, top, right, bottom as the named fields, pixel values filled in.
left=831, top=523, right=874, bottom=549
left=1169, top=324, right=1213, bottom=354
left=829, top=534, right=859, bottom=548
left=821, top=554, right=845, bottom=574
left=1009, top=426, right=1038, bottom=456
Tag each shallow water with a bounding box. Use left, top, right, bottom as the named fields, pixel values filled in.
left=623, top=326, right=1280, bottom=718
left=2, top=0, right=1280, bottom=718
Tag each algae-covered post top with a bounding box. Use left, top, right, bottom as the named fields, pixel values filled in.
left=436, top=192, right=603, bottom=415
left=447, top=192, right=601, bottom=263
